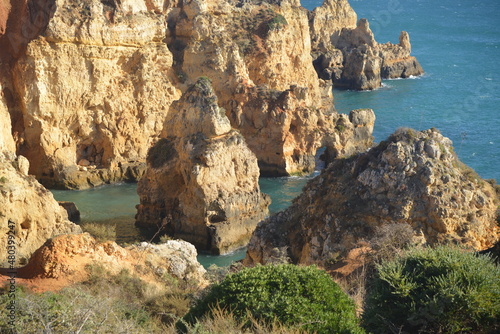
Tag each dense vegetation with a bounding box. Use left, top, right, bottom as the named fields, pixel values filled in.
left=363, top=246, right=500, bottom=334
left=2, top=244, right=499, bottom=333
left=181, top=264, right=364, bottom=334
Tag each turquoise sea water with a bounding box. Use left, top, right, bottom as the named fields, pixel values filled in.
left=53, top=0, right=499, bottom=267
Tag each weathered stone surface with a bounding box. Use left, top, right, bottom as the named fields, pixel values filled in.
left=136, top=78, right=270, bottom=254
left=18, top=233, right=207, bottom=285
left=0, top=152, right=81, bottom=266
left=309, top=0, right=357, bottom=49
left=245, top=128, right=499, bottom=266
left=310, top=1, right=424, bottom=90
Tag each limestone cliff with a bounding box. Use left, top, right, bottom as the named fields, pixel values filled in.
left=3, top=0, right=181, bottom=189
left=0, top=0, right=376, bottom=187
left=245, top=128, right=500, bottom=266
left=1, top=64, right=81, bottom=266
left=136, top=78, right=270, bottom=255
left=0, top=151, right=81, bottom=266
left=310, top=0, right=423, bottom=90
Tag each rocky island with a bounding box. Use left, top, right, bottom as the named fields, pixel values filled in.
left=136, top=77, right=270, bottom=254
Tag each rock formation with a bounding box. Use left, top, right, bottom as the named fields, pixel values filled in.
left=310, top=0, right=423, bottom=90
left=0, top=0, right=378, bottom=189
left=171, top=0, right=371, bottom=176
left=136, top=78, right=270, bottom=255
left=0, top=151, right=81, bottom=266
left=245, top=128, right=500, bottom=266
left=16, top=233, right=207, bottom=286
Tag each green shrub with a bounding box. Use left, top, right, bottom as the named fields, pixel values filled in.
left=267, top=14, right=288, bottom=31
left=181, top=264, right=364, bottom=334
left=363, top=246, right=500, bottom=334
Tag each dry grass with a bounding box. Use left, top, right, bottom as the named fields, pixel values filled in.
left=80, top=222, right=116, bottom=242
left=169, top=305, right=309, bottom=334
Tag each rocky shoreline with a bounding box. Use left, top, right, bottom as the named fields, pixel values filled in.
left=0, top=3, right=498, bottom=325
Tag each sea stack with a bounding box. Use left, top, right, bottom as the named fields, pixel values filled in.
left=245, top=128, right=500, bottom=265
left=136, top=77, right=270, bottom=255
left=310, top=0, right=424, bottom=90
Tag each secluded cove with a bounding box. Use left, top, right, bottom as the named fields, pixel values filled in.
left=51, top=175, right=316, bottom=268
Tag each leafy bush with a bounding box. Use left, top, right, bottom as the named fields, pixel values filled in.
left=363, top=246, right=500, bottom=333
left=181, top=264, right=364, bottom=334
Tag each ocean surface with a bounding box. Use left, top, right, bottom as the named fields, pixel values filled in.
left=52, top=0, right=499, bottom=267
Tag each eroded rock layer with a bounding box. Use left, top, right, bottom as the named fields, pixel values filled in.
left=245, top=128, right=500, bottom=266
left=136, top=78, right=270, bottom=255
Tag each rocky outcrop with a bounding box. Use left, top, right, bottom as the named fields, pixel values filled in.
left=0, top=151, right=81, bottom=266
left=245, top=128, right=500, bottom=266
left=17, top=233, right=207, bottom=285
left=310, top=0, right=423, bottom=90
left=136, top=78, right=270, bottom=255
